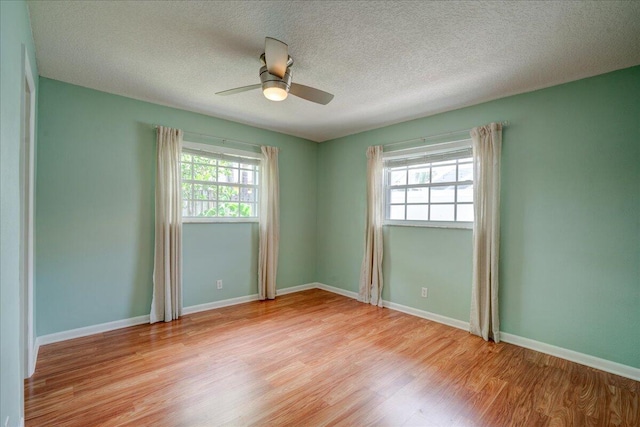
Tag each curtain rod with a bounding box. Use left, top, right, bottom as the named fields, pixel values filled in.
left=383, top=121, right=510, bottom=149
left=152, top=124, right=262, bottom=149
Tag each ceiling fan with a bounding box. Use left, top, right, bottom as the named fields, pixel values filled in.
left=216, top=37, right=334, bottom=105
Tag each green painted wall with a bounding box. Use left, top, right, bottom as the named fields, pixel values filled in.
left=34, top=65, right=639, bottom=371
left=36, top=78, right=317, bottom=336
left=0, top=0, right=39, bottom=423
left=183, top=223, right=258, bottom=306
left=317, top=66, right=640, bottom=368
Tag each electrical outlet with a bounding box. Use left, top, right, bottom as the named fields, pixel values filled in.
left=421, top=287, right=428, bottom=298
left=216, top=279, right=223, bottom=290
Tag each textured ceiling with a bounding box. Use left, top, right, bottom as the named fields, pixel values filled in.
left=28, top=1, right=640, bottom=142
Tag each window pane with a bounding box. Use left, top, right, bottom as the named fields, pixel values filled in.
left=408, top=168, right=430, bottom=184
left=407, top=187, right=428, bottom=203
left=193, top=155, right=215, bottom=165
left=457, top=185, right=473, bottom=202
left=238, top=203, right=253, bottom=217
left=457, top=204, right=474, bottom=222
left=192, top=200, right=204, bottom=216
left=193, top=184, right=217, bottom=200
left=181, top=162, right=192, bottom=180
left=431, top=186, right=455, bottom=203
left=431, top=204, right=454, bottom=221
left=458, top=163, right=473, bottom=181
left=390, top=205, right=405, bottom=220
left=240, top=187, right=256, bottom=202
left=244, top=203, right=257, bottom=217
left=407, top=205, right=428, bottom=220
left=218, top=167, right=235, bottom=182
left=193, top=184, right=204, bottom=200
left=432, top=165, right=457, bottom=183
left=390, top=169, right=407, bottom=185
left=194, top=164, right=216, bottom=181
left=390, top=189, right=405, bottom=203
left=182, top=183, right=192, bottom=200
left=201, top=201, right=217, bottom=217
left=181, top=153, right=192, bottom=162
left=204, top=185, right=217, bottom=200
left=239, top=169, right=255, bottom=184
left=218, top=202, right=239, bottom=217
left=219, top=186, right=239, bottom=201
left=182, top=200, right=190, bottom=217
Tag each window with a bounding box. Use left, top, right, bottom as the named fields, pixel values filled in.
left=384, top=139, right=473, bottom=228
left=181, top=142, right=261, bottom=222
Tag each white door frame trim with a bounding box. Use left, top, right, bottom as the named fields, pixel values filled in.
left=21, top=45, right=36, bottom=378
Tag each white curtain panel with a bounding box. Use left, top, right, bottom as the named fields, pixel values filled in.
left=358, top=145, right=384, bottom=307
left=150, top=126, right=183, bottom=323
left=258, top=146, right=280, bottom=300
left=469, top=122, right=503, bottom=342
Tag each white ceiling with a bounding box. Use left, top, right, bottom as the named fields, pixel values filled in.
left=28, top=1, right=640, bottom=142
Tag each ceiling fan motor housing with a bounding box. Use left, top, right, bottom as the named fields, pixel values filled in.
left=215, top=46, right=332, bottom=104
left=260, top=65, right=292, bottom=93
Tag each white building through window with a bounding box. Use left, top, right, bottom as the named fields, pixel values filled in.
left=383, top=139, right=473, bottom=228
left=181, top=141, right=261, bottom=222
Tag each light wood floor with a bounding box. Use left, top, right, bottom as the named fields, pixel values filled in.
left=25, top=289, right=638, bottom=426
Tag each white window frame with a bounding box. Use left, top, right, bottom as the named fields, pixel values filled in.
left=383, top=139, right=474, bottom=229
left=181, top=141, right=262, bottom=223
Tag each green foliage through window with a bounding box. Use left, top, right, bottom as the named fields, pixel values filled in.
left=181, top=149, right=259, bottom=220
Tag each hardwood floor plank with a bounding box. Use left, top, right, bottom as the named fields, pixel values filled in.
left=25, top=289, right=639, bottom=426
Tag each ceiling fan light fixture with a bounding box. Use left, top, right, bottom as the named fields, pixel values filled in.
left=263, top=83, right=289, bottom=101
left=260, top=65, right=292, bottom=102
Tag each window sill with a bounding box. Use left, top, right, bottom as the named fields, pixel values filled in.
left=384, top=220, right=473, bottom=230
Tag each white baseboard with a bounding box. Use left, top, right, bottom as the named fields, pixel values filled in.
left=315, top=282, right=358, bottom=299
left=183, top=282, right=318, bottom=315
left=500, top=332, right=640, bottom=381
left=37, top=314, right=150, bottom=347
left=313, top=283, right=469, bottom=331
left=33, top=282, right=640, bottom=382
left=276, top=283, right=317, bottom=296
left=382, top=300, right=470, bottom=331
left=182, top=294, right=260, bottom=315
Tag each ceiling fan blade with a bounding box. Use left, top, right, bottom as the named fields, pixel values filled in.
left=215, top=84, right=261, bottom=96
left=265, top=37, right=288, bottom=78
left=289, top=83, right=334, bottom=105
